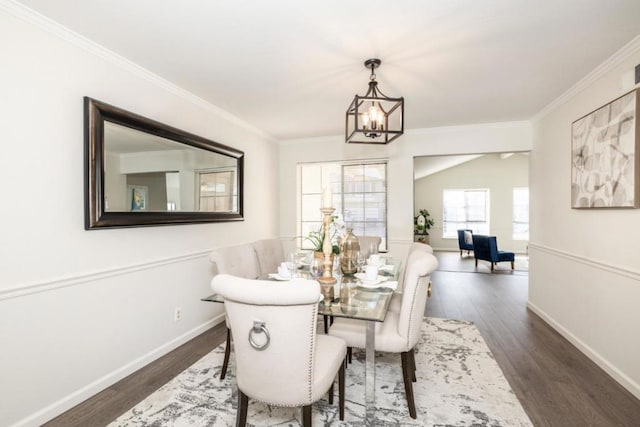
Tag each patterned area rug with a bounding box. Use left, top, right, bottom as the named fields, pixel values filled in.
left=109, top=318, right=532, bottom=426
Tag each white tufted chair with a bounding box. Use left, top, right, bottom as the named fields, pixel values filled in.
left=328, top=251, right=438, bottom=418
left=210, top=243, right=261, bottom=380
left=211, top=275, right=347, bottom=426
left=357, top=235, right=382, bottom=259
left=388, top=242, right=435, bottom=313
left=252, top=238, right=285, bottom=276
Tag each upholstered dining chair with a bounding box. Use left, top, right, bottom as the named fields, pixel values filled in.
left=211, top=274, right=347, bottom=426
left=252, top=238, right=285, bottom=276
left=210, top=243, right=261, bottom=380
left=357, top=235, right=382, bottom=258
left=389, top=242, right=435, bottom=313
left=328, top=250, right=438, bottom=418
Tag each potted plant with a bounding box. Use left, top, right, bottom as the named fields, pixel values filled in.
left=414, top=209, right=435, bottom=243
left=303, top=215, right=345, bottom=260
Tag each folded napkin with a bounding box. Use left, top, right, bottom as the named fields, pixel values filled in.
left=379, top=264, right=394, bottom=272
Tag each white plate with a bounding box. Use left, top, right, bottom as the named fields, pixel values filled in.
left=354, top=273, right=388, bottom=286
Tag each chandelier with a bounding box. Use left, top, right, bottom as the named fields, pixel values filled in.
left=345, top=58, right=404, bottom=144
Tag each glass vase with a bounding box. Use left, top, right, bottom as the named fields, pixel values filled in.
left=339, top=228, right=360, bottom=274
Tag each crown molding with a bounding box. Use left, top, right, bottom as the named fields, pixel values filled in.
left=533, top=34, right=640, bottom=122
left=0, top=0, right=275, bottom=142
left=404, top=120, right=531, bottom=136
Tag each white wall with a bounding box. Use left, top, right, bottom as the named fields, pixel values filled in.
left=529, top=38, right=640, bottom=398
left=414, top=153, right=529, bottom=253
left=0, top=5, right=278, bottom=426
left=279, top=123, right=532, bottom=260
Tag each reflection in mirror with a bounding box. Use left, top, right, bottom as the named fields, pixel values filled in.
left=85, top=97, right=244, bottom=229
left=103, top=122, right=238, bottom=213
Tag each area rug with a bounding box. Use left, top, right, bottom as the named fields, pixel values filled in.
left=109, top=318, right=532, bottom=426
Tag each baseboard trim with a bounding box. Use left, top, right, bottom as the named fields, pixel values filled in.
left=527, top=301, right=640, bottom=400
left=12, top=315, right=225, bottom=427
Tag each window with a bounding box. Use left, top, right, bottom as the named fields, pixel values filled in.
left=513, top=187, right=529, bottom=240
left=442, top=189, right=489, bottom=238
left=299, top=161, right=387, bottom=251
left=197, top=169, right=237, bottom=212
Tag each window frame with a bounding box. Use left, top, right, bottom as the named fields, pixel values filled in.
left=512, top=187, right=530, bottom=241
left=195, top=167, right=238, bottom=212
left=298, top=160, right=388, bottom=252
left=442, top=188, right=490, bottom=239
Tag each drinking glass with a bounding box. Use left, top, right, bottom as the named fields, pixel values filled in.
left=369, top=242, right=378, bottom=256
left=287, top=253, right=297, bottom=278
left=309, top=258, right=320, bottom=279
left=355, top=251, right=365, bottom=273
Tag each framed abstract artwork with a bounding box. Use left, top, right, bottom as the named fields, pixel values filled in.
left=128, top=185, right=148, bottom=211
left=571, top=88, right=640, bottom=208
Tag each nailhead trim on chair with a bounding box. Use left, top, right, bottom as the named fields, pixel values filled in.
left=307, top=304, right=318, bottom=405
left=250, top=303, right=319, bottom=408
left=405, top=279, right=419, bottom=350
left=405, top=279, right=428, bottom=350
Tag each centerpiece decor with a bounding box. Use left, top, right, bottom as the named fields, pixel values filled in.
left=318, top=188, right=337, bottom=303
left=339, top=228, right=360, bottom=274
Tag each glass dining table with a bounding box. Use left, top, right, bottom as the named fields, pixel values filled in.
left=202, top=257, right=402, bottom=425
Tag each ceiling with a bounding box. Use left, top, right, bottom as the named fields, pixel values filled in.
left=15, top=0, right=640, bottom=140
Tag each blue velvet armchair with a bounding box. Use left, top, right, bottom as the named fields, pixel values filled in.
left=471, top=235, right=514, bottom=271
left=457, top=229, right=474, bottom=256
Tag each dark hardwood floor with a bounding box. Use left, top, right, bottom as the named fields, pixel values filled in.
left=45, top=251, right=640, bottom=426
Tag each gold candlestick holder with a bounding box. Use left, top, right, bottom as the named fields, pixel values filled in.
left=318, top=207, right=337, bottom=293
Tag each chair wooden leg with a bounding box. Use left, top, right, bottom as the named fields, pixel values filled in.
left=409, top=348, right=417, bottom=382
left=328, top=382, right=334, bottom=405
left=221, top=327, right=231, bottom=380
left=323, top=315, right=329, bottom=334
left=491, top=262, right=495, bottom=271
left=475, top=259, right=478, bottom=267
left=236, top=388, right=248, bottom=427
left=347, top=347, right=352, bottom=364
left=511, top=260, right=514, bottom=270
left=302, top=405, right=312, bottom=427
left=460, top=249, right=463, bottom=256
left=339, top=357, right=345, bottom=420
left=401, top=352, right=417, bottom=418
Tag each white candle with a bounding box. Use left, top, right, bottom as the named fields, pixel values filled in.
left=321, top=187, right=333, bottom=208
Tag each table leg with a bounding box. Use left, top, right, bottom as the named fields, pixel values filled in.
left=365, top=320, right=375, bottom=424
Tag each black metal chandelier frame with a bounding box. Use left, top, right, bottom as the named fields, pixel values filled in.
left=345, top=58, right=404, bottom=144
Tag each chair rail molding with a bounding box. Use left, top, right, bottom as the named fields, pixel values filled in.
left=0, top=250, right=212, bottom=301
left=528, top=242, right=640, bottom=282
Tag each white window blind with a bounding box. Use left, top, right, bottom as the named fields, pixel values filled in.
left=196, top=169, right=237, bottom=212
left=513, top=187, right=529, bottom=240
left=442, top=189, right=489, bottom=238
left=299, top=161, right=387, bottom=251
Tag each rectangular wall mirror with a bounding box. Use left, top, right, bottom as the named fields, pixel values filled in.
left=85, top=97, right=244, bottom=229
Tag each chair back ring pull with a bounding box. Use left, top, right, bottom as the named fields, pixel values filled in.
left=248, top=321, right=270, bottom=351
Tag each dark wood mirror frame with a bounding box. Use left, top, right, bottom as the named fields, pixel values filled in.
left=84, top=97, right=244, bottom=229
